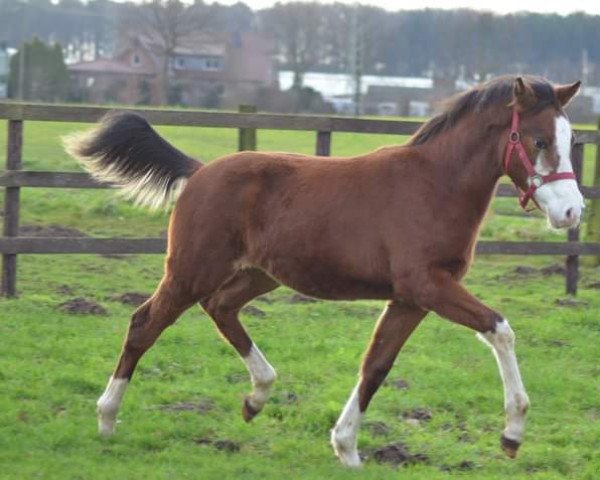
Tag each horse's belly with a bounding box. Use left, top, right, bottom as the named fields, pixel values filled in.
left=258, top=256, right=393, bottom=300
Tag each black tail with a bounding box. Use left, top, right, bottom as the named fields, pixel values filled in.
left=63, top=111, right=201, bottom=209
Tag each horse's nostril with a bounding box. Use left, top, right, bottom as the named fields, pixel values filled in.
left=565, top=208, right=573, bottom=220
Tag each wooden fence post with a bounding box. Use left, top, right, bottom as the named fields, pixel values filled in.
left=585, top=117, right=600, bottom=266
left=238, top=105, right=257, bottom=151
left=315, top=131, right=332, bottom=156
left=2, top=120, right=24, bottom=297
left=565, top=142, right=584, bottom=295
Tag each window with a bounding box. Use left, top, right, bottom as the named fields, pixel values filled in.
left=175, top=56, right=223, bottom=72
left=203, top=58, right=223, bottom=71
left=132, top=54, right=141, bottom=66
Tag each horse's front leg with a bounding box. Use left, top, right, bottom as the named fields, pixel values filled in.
left=331, top=301, right=426, bottom=467
left=414, top=270, right=530, bottom=458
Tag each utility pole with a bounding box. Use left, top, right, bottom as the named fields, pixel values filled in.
left=582, top=49, right=589, bottom=86
left=17, top=3, right=27, bottom=100
left=350, top=4, right=363, bottom=116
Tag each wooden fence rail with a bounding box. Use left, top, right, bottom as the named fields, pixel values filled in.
left=2, top=102, right=600, bottom=297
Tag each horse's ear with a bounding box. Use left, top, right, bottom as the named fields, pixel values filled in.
left=555, top=81, right=581, bottom=108
left=511, top=77, right=537, bottom=110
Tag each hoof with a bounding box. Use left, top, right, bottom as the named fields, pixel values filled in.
left=501, top=435, right=521, bottom=459
left=336, top=452, right=362, bottom=468
left=242, top=397, right=260, bottom=423
left=98, top=415, right=116, bottom=437
left=332, top=446, right=362, bottom=468
left=331, top=430, right=362, bottom=468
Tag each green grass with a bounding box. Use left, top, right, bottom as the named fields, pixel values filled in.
left=0, top=117, right=599, bottom=479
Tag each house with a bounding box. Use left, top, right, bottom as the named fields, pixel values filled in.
left=68, top=32, right=275, bottom=107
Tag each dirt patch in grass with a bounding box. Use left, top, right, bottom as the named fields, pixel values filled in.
left=402, top=408, right=432, bottom=424
left=160, top=399, right=214, bottom=414
left=274, top=391, right=298, bottom=405
left=110, top=292, right=151, bottom=307
left=21, top=224, right=87, bottom=237
left=241, top=305, right=266, bottom=318
left=512, top=265, right=537, bottom=276
left=287, top=293, right=319, bottom=304
left=58, top=298, right=107, bottom=315
left=554, top=298, right=589, bottom=307
left=509, top=263, right=565, bottom=278
left=363, top=420, right=390, bottom=437
left=440, top=460, right=476, bottom=472
left=369, top=442, right=429, bottom=467
left=540, top=264, right=566, bottom=276
left=194, top=438, right=240, bottom=453
left=388, top=378, right=410, bottom=390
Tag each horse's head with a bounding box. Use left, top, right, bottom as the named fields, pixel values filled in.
left=503, top=77, right=584, bottom=229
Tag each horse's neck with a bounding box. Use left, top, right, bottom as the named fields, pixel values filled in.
left=417, top=119, right=504, bottom=219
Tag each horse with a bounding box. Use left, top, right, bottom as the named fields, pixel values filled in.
left=64, top=75, right=584, bottom=467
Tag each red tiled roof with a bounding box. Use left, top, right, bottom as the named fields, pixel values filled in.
left=68, top=58, right=155, bottom=75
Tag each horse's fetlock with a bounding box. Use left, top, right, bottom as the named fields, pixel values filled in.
left=506, top=393, right=529, bottom=417
left=514, top=393, right=530, bottom=413
left=331, top=428, right=354, bottom=451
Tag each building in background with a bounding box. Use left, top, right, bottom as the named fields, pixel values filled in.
left=68, top=32, right=275, bottom=108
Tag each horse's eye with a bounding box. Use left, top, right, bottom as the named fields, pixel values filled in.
left=534, top=139, right=547, bottom=150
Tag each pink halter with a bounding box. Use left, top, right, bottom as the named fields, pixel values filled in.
left=503, top=109, right=576, bottom=210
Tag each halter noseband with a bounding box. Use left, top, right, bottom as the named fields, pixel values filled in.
left=503, top=109, right=576, bottom=210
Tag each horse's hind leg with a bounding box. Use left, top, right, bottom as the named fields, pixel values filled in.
left=96, top=276, right=196, bottom=436
left=201, top=268, right=280, bottom=422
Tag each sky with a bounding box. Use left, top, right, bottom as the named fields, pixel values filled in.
left=163, top=0, right=600, bottom=15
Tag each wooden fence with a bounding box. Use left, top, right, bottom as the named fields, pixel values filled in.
left=2, top=103, right=600, bottom=298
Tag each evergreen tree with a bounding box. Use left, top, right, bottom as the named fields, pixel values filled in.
left=8, top=37, right=70, bottom=101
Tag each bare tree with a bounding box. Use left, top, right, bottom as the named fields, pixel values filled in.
left=261, top=2, right=323, bottom=89
left=122, top=0, right=212, bottom=103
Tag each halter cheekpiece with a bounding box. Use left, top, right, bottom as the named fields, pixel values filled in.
left=503, top=109, right=576, bottom=210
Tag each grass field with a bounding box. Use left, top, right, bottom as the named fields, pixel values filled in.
left=0, top=116, right=599, bottom=479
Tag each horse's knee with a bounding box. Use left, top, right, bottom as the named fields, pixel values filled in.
left=480, top=318, right=515, bottom=349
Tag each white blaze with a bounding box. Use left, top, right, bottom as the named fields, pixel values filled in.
left=533, top=115, right=584, bottom=228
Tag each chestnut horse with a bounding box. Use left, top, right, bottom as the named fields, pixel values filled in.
left=65, top=75, right=583, bottom=467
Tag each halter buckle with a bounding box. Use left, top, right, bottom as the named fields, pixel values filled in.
left=529, top=174, right=543, bottom=188
left=509, top=131, right=520, bottom=144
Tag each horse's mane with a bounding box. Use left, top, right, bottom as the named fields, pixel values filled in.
left=408, top=75, right=558, bottom=146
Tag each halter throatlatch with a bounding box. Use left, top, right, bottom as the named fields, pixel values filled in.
left=503, top=109, right=576, bottom=211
